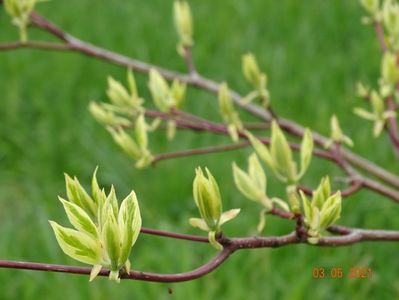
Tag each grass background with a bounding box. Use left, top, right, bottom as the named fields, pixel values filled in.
left=1, top=0, right=399, bottom=299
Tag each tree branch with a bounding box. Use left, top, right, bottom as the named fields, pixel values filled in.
left=0, top=246, right=235, bottom=283
left=386, top=95, right=399, bottom=156
left=152, top=142, right=251, bottom=165
left=140, top=227, right=209, bottom=243
left=1, top=226, right=399, bottom=282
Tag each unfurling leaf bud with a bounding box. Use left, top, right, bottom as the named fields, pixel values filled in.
left=192, top=167, right=222, bottom=230
left=174, top=0, right=194, bottom=51
left=190, top=167, right=240, bottom=249
left=232, top=154, right=271, bottom=210
left=108, top=127, right=141, bottom=160
left=242, top=53, right=265, bottom=89
left=50, top=170, right=142, bottom=282
left=299, top=128, right=314, bottom=177
left=171, top=79, right=187, bottom=109
left=148, top=69, right=173, bottom=112
left=148, top=69, right=186, bottom=112
left=107, top=117, right=153, bottom=169
left=218, top=83, right=243, bottom=142
left=300, top=176, right=342, bottom=244
left=242, top=53, right=269, bottom=107
left=107, top=76, right=131, bottom=107
left=248, top=122, right=313, bottom=184
left=105, top=71, right=144, bottom=113
left=233, top=153, right=289, bottom=232
left=135, top=114, right=148, bottom=150
left=4, top=0, right=46, bottom=42
left=354, top=90, right=396, bottom=137
left=324, top=115, right=354, bottom=148
left=89, top=102, right=131, bottom=127
left=270, top=121, right=296, bottom=182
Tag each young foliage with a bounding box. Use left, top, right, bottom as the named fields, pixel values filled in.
left=173, top=0, right=194, bottom=54
left=49, top=169, right=142, bottom=282
left=218, top=83, right=243, bottom=142
left=4, top=0, right=47, bottom=42
left=324, top=115, right=354, bottom=148
left=190, top=167, right=240, bottom=250
left=148, top=69, right=186, bottom=139
left=248, top=121, right=314, bottom=184
left=233, top=154, right=289, bottom=232
left=354, top=90, right=396, bottom=137
left=107, top=114, right=153, bottom=168
left=300, top=177, right=342, bottom=244
left=241, top=53, right=270, bottom=107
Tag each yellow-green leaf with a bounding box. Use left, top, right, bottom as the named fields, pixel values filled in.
left=49, top=221, right=101, bottom=265
left=59, top=198, right=98, bottom=239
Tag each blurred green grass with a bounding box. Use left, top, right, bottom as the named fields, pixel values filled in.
left=0, top=0, right=398, bottom=299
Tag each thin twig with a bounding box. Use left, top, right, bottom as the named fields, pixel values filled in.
left=374, top=21, right=388, bottom=53
left=140, top=227, right=209, bottom=243
left=181, top=46, right=198, bottom=76
left=152, top=142, right=250, bottom=165
left=0, top=41, right=71, bottom=51
left=386, top=95, right=399, bottom=156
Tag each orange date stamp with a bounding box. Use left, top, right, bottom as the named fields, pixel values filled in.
left=312, top=267, right=373, bottom=279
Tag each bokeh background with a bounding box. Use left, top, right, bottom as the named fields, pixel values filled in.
left=1, top=1, right=398, bottom=299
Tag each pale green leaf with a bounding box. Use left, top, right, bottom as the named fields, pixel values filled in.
left=353, top=108, right=376, bottom=120
left=102, top=213, right=121, bottom=271
left=300, top=191, right=313, bottom=226
left=49, top=221, right=101, bottom=265
left=59, top=198, right=98, bottom=239
left=189, top=218, right=210, bottom=231
left=270, top=121, right=295, bottom=182
left=232, top=162, right=263, bottom=203
left=118, top=191, right=142, bottom=266
left=247, top=132, right=275, bottom=171
left=248, top=153, right=266, bottom=192
left=219, top=208, right=241, bottom=225
left=127, top=69, right=138, bottom=98
left=91, top=167, right=106, bottom=211
left=271, top=197, right=290, bottom=212
left=298, top=128, right=314, bottom=179
left=257, top=208, right=267, bottom=233
left=89, top=265, right=103, bottom=282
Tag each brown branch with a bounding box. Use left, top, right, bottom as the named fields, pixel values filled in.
left=1, top=226, right=399, bottom=282
left=0, top=246, right=235, bottom=283
left=362, top=177, right=399, bottom=202
left=140, top=227, right=209, bottom=243
left=341, top=179, right=363, bottom=197
left=386, top=95, right=399, bottom=155
left=153, top=142, right=251, bottom=165
left=0, top=41, right=71, bottom=51
left=181, top=46, right=198, bottom=76
left=373, top=21, right=388, bottom=53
